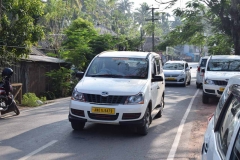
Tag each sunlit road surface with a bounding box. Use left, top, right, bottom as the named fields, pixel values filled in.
left=0, top=62, right=213, bottom=160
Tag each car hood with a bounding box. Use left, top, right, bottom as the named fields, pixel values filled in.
left=205, top=71, right=240, bottom=80
left=75, top=77, right=148, bottom=95
left=163, top=70, right=184, bottom=75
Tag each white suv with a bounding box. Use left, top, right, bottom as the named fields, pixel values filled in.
left=69, top=51, right=165, bottom=135
left=202, top=55, right=240, bottom=104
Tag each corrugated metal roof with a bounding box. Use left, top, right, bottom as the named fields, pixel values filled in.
left=24, top=55, right=66, bottom=63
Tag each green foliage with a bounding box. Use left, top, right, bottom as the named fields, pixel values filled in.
left=46, top=52, right=57, bottom=57
left=40, top=91, right=56, bottom=100
left=22, top=93, right=46, bottom=107
left=0, top=0, right=45, bottom=57
left=45, top=67, right=72, bottom=98
left=61, top=18, right=97, bottom=70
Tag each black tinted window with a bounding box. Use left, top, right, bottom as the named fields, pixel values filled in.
left=230, top=129, right=240, bottom=160
left=200, top=59, right=207, bottom=67
left=218, top=95, right=240, bottom=155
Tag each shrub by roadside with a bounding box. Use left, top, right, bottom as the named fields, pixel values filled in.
left=21, top=93, right=47, bottom=107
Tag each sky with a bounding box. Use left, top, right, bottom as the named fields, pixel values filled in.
left=130, top=0, right=190, bottom=15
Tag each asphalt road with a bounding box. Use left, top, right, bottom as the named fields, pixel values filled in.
left=0, top=62, right=207, bottom=160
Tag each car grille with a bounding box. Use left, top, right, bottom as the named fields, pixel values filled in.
left=83, top=94, right=128, bottom=104
left=87, top=111, right=119, bottom=120
left=164, top=74, right=179, bottom=77
left=217, top=90, right=223, bottom=95
left=212, top=80, right=227, bottom=86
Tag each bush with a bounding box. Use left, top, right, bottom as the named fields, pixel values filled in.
left=40, top=91, right=55, bottom=100
left=22, top=93, right=46, bottom=107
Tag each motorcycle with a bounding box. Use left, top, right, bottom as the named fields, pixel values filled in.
left=0, top=77, right=20, bottom=116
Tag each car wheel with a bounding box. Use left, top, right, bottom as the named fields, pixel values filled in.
left=182, top=78, right=187, bottom=87
left=196, top=83, right=200, bottom=88
left=71, top=121, right=85, bottom=131
left=202, top=92, right=209, bottom=104
left=187, top=77, right=191, bottom=85
left=155, top=96, right=164, bottom=118
left=137, top=107, right=151, bottom=135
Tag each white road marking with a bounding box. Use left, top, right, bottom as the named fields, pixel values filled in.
left=167, top=89, right=199, bottom=160
left=19, top=140, right=58, bottom=160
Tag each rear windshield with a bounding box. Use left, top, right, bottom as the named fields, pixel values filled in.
left=163, top=63, right=184, bottom=70
left=200, top=59, right=207, bottom=67
left=207, top=59, right=240, bottom=71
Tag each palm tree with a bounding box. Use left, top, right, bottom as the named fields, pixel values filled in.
left=134, top=2, right=151, bottom=26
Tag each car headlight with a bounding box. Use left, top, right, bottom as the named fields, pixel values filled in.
left=71, top=89, right=85, bottom=102
left=125, top=93, right=144, bottom=104
left=205, top=79, right=215, bottom=85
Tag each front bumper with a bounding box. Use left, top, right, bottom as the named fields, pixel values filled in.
left=203, top=84, right=226, bottom=97
left=165, top=77, right=186, bottom=84
left=69, top=100, right=147, bottom=125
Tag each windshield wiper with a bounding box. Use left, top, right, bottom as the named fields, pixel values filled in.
left=87, top=74, right=124, bottom=78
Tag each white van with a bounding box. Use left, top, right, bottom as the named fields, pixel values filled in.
left=201, top=75, right=240, bottom=160
left=69, top=51, right=165, bottom=135
left=202, top=55, right=240, bottom=104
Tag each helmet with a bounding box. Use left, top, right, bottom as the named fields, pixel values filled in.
left=2, top=68, right=13, bottom=77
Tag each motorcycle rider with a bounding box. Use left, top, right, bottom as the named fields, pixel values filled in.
left=1, top=68, right=13, bottom=106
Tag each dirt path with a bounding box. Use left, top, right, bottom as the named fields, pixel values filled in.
left=188, top=90, right=218, bottom=160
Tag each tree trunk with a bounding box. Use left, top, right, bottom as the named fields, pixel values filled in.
left=231, top=0, right=240, bottom=55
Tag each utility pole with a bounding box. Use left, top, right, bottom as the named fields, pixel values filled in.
left=0, top=0, right=2, bottom=22
left=146, top=6, right=159, bottom=52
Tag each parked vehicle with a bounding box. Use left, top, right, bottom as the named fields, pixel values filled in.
left=202, top=55, right=240, bottom=104
left=201, top=75, right=240, bottom=160
left=0, top=68, right=20, bottom=116
left=196, top=56, right=209, bottom=88
left=69, top=51, right=165, bottom=135
left=163, top=60, right=192, bottom=87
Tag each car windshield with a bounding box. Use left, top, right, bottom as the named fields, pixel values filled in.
left=207, top=59, right=240, bottom=71
left=163, top=63, right=184, bottom=70
left=86, top=57, right=148, bottom=79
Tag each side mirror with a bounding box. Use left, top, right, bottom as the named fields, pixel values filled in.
left=201, top=69, right=205, bottom=73
left=190, top=67, right=192, bottom=69
left=152, top=75, right=163, bottom=82
left=76, top=71, right=85, bottom=79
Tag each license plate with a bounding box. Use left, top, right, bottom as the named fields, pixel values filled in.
left=91, top=107, right=115, bottom=115
left=219, top=87, right=225, bottom=92
left=166, top=77, right=176, bottom=80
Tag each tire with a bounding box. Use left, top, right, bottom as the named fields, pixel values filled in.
left=155, top=96, right=164, bottom=118
left=182, top=78, right=187, bottom=87
left=187, top=77, right=191, bottom=85
left=196, top=83, right=200, bottom=89
left=13, top=102, right=20, bottom=115
left=71, top=121, right=85, bottom=131
left=137, top=107, right=151, bottom=135
left=202, top=92, right=209, bottom=104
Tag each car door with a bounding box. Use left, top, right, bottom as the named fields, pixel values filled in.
left=155, top=57, right=164, bottom=105
left=185, top=63, right=190, bottom=82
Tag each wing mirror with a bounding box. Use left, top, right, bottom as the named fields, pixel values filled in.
left=75, top=71, right=85, bottom=79
left=201, top=69, right=205, bottom=73
left=190, top=67, right=192, bottom=69
left=152, top=75, right=163, bottom=82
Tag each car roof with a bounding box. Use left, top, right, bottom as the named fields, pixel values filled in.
left=201, top=56, right=209, bottom=59
left=210, top=55, right=240, bottom=59
left=165, top=60, right=186, bottom=63
left=98, top=51, right=159, bottom=58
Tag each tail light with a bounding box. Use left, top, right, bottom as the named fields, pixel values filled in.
left=197, top=66, right=200, bottom=72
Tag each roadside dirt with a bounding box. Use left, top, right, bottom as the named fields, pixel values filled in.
left=188, top=90, right=218, bottom=160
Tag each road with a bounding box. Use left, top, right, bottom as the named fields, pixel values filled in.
left=0, top=62, right=217, bottom=160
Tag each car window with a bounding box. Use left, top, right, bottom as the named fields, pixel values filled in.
left=200, top=59, right=207, bottom=67
left=218, top=95, right=240, bottom=155
left=207, top=59, right=240, bottom=71
left=86, top=57, right=148, bottom=79
left=214, top=87, right=231, bottom=127
left=155, top=58, right=160, bottom=75
left=185, top=63, right=188, bottom=69
left=230, top=128, right=240, bottom=159
left=163, top=63, right=184, bottom=70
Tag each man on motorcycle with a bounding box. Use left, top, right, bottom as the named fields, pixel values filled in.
left=1, top=68, right=13, bottom=106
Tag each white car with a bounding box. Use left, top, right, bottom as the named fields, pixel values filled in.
left=196, top=56, right=209, bottom=88
left=201, top=75, right=240, bottom=160
left=69, top=51, right=165, bottom=135
left=163, top=60, right=192, bottom=87
left=202, top=55, right=240, bottom=104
